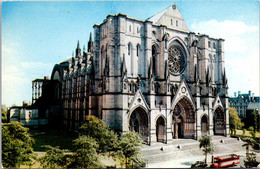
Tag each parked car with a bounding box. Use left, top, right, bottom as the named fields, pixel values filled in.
left=191, top=161, right=207, bottom=168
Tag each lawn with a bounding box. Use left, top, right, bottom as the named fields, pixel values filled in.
left=235, top=129, right=260, bottom=138
left=29, top=128, right=78, bottom=151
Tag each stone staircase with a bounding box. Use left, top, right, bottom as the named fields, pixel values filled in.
left=141, top=136, right=245, bottom=165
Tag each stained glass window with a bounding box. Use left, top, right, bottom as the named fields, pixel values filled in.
left=168, top=46, right=186, bottom=75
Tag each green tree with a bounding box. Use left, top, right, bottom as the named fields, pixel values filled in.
left=67, top=135, right=101, bottom=168
left=79, top=115, right=118, bottom=154
left=1, top=107, right=7, bottom=123
left=38, top=145, right=67, bottom=168
left=242, top=137, right=256, bottom=158
left=253, top=109, right=259, bottom=133
left=244, top=152, right=259, bottom=168
left=117, top=131, right=144, bottom=168
left=199, top=135, right=214, bottom=164
left=229, top=107, right=242, bottom=136
left=2, top=121, right=37, bottom=168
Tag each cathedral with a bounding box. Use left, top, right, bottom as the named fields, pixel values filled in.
left=48, top=3, right=229, bottom=143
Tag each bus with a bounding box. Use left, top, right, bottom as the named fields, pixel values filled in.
left=210, top=154, right=240, bottom=168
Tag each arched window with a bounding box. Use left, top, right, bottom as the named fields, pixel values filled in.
left=128, top=43, right=134, bottom=74
left=128, top=43, right=131, bottom=55
left=152, top=45, right=157, bottom=75
left=136, top=44, right=140, bottom=57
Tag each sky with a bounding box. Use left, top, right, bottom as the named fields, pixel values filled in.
left=2, top=0, right=259, bottom=107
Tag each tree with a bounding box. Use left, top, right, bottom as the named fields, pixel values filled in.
left=199, top=135, right=214, bottom=164
left=1, top=107, right=7, bottom=123
left=67, top=135, right=102, bottom=168
left=38, top=145, right=67, bottom=168
left=253, top=109, right=259, bottom=133
left=242, top=137, right=256, bottom=158
left=2, top=121, right=37, bottom=168
left=117, top=131, right=144, bottom=168
left=79, top=115, right=118, bottom=154
left=244, top=152, right=259, bottom=168
left=229, top=107, right=243, bottom=135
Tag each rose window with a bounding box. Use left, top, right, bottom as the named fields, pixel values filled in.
left=168, top=46, right=186, bottom=75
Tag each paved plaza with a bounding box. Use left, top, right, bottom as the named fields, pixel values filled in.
left=142, top=136, right=259, bottom=168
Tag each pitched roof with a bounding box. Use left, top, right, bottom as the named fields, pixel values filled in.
left=147, top=3, right=189, bottom=32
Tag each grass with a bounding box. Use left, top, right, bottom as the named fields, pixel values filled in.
left=29, top=128, right=78, bottom=151
left=235, top=129, right=260, bottom=138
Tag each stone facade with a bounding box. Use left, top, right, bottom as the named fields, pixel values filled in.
left=8, top=107, right=48, bottom=127
left=229, top=91, right=260, bottom=118
left=50, top=3, right=229, bottom=143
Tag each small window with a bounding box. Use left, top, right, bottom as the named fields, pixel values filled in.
left=137, top=27, right=139, bottom=33
left=213, top=42, right=216, bottom=49
left=208, top=41, right=211, bottom=48
left=128, top=43, right=131, bottom=55
left=137, top=45, right=139, bottom=57
left=176, top=20, right=178, bottom=27
left=129, top=25, right=131, bottom=32
left=171, top=19, right=173, bottom=25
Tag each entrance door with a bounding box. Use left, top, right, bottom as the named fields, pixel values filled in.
left=178, top=122, right=183, bottom=138
left=201, top=115, right=208, bottom=135
left=129, top=107, right=149, bottom=142
left=156, top=116, right=165, bottom=142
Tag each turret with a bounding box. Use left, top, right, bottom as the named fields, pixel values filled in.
left=76, top=40, right=81, bottom=57
left=88, top=32, right=94, bottom=53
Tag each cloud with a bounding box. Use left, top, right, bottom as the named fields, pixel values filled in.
left=2, top=44, right=53, bottom=106
left=191, top=20, right=259, bottom=96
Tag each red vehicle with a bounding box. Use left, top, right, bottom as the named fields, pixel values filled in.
left=210, top=154, right=240, bottom=168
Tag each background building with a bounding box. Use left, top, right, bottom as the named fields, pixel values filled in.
left=229, top=91, right=260, bottom=118
left=34, top=3, right=229, bottom=143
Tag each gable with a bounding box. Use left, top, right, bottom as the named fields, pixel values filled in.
left=128, top=90, right=150, bottom=113
left=212, top=95, right=224, bottom=111
left=170, top=79, right=195, bottom=110
left=147, top=3, right=189, bottom=32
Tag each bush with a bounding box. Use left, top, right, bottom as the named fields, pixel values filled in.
left=248, top=126, right=254, bottom=132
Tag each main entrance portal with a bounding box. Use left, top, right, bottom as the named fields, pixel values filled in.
left=172, top=97, right=195, bottom=139
left=129, top=107, right=148, bottom=141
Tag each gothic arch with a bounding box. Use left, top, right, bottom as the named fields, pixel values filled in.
left=168, top=37, right=188, bottom=58
left=213, top=106, right=225, bottom=135
left=155, top=115, right=166, bottom=142
left=127, top=42, right=134, bottom=74
left=171, top=95, right=195, bottom=112
left=152, top=43, right=160, bottom=77
left=171, top=96, right=195, bottom=139
left=128, top=106, right=149, bottom=142
left=201, top=114, right=209, bottom=135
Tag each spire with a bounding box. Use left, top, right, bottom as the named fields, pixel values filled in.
left=89, top=32, right=93, bottom=42
left=88, top=32, right=94, bottom=53
left=121, top=55, right=127, bottom=76
left=76, top=40, right=81, bottom=57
